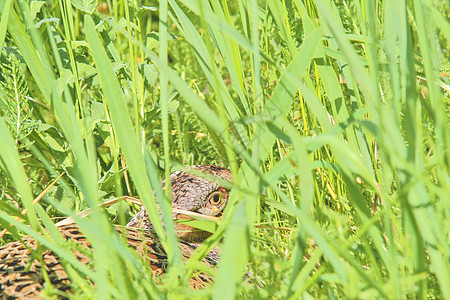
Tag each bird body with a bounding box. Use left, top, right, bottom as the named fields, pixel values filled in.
left=0, top=224, right=166, bottom=298
left=0, top=165, right=232, bottom=298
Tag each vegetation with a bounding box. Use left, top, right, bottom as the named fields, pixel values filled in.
left=0, top=0, right=448, bottom=298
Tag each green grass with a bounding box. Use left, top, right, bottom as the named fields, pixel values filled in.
left=0, top=0, right=449, bottom=299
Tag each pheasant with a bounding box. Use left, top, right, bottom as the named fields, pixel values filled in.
left=0, top=165, right=232, bottom=298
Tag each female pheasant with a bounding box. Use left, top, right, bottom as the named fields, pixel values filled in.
left=0, top=165, right=232, bottom=298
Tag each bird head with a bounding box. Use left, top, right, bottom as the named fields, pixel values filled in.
left=170, top=165, right=232, bottom=242
left=126, top=165, right=232, bottom=243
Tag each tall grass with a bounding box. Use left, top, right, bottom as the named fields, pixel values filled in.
left=0, top=0, right=448, bottom=298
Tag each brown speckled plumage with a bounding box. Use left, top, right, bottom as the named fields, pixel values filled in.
left=128, top=165, right=232, bottom=242
left=0, top=165, right=232, bottom=299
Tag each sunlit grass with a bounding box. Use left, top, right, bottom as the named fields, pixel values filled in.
left=0, top=0, right=448, bottom=298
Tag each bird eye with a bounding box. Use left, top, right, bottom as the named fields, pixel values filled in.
left=208, top=191, right=223, bottom=205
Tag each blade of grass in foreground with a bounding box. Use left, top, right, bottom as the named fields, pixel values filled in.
left=0, top=0, right=11, bottom=51
left=408, top=2, right=450, bottom=297
left=51, top=70, right=121, bottom=299
left=0, top=117, right=39, bottom=229
left=212, top=20, right=322, bottom=299
left=212, top=201, right=249, bottom=300
left=169, top=0, right=250, bottom=148
left=83, top=15, right=181, bottom=271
